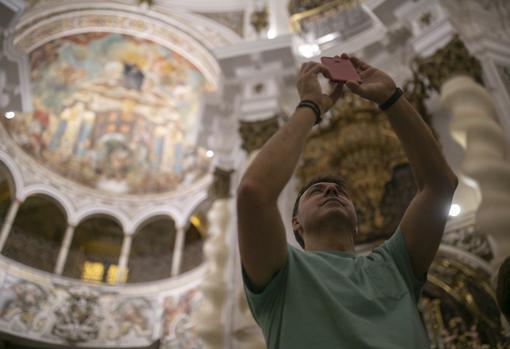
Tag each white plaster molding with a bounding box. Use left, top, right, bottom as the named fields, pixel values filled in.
left=20, top=183, right=76, bottom=222
left=193, top=199, right=230, bottom=348
left=441, top=75, right=510, bottom=266
left=13, top=9, right=220, bottom=89
left=394, top=0, right=455, bottom=57
left=130, top=207, right=182, bottom=235
left=213, top=33, right=293, bottom=60
left=73, top=205, right=132, bottom=233
left=0, top=149, right=24, bottom=200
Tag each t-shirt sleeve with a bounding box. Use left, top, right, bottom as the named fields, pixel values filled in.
left=374, top=226, right=427, bottom=302
left=241, top=245, right=294, bottom=326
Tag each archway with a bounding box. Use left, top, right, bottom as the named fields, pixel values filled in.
left=2, top=194, right=66, bottom=272
left=63, top=215, right=123, bottom=283
left=128, top=216, right=177, bottom=283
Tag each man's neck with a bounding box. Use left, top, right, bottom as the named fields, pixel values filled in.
left=304, top=226, right=354, bottom=252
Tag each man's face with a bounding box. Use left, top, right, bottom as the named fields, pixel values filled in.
left=294, top=182, right=357, bottom=237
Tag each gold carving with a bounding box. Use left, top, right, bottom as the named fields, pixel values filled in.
left=250, top=7, right=269, bottom=34
left=288, top=0, right=358, bottom=32
left=418, top=255, right=507, bottom=347
left=209, top=167, right=233, bottom=199
left=413, top=35, right=483, bottom=93
left=239, top=116, right=279, bottom=154
left=296, top=93, right=408, bottom=242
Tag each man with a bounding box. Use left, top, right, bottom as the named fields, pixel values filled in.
left=236, top=53, right=458, bottom=348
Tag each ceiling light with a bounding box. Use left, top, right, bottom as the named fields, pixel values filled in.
left=317, top=33, right=339, bottom=45
left=206, top=150, right=214, bottom=158
left=298, top=43, right=320, bottom=58
left=4, top=111, right=15, bottom=119
left=449, top=204, right=461, bottom=217
left=267, top=28, right=277, bottom=39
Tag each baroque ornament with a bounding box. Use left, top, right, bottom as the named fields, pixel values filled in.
left=420, top=256, right=508, bottom=347
left=239, top=116, right=279, bottom=154
left=296, top=93, right=409, bottom=242
left=413, top=35, right=483, bottom=94
left=208, top=167, right=234, bottom=199
left=52, top=287, right=102, bottom=343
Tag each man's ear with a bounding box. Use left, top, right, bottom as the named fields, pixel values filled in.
left=292, top=216, right=302, bottom=234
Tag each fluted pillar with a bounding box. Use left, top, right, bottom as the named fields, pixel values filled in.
left=441, top=75, right=510, bottom=266
left=0, top=198, right=21, bottom=252
left=193, top=199, right=230, bottom=349
left=54, top=224, right=76, bottom=275
left=171, top=225, right=185, bottom=277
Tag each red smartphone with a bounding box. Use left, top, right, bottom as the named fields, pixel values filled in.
left=320, top=56, right=360, bottom=83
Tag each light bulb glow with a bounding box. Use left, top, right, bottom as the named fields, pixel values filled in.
left=449, top=204, right=461, bottom=217
left=206, top=150, right=214, bottom=158
left=4, top=111, right=15, bottom=119
left=298, top=43, right=320, bottom=58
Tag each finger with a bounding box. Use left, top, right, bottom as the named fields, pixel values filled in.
left=329, top=82, right=344, bottom=102
left=345, top=80, right=364, bottom=95
left=350, top=56, right=371, bottom=71
left=340, top=53, right=350, bottom=59
left=308, top=64, right=330, bottom=77
left=303, top=62, right=318, bottom=74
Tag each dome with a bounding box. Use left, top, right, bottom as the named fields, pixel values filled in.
left=4, top=32, right=213, bottom=195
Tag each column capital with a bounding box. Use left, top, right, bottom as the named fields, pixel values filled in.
left=239, top=115, right=280, bottom=154
left=208, top=167, right=234, bottom=199
left=413, top=35, right=483, bottom=94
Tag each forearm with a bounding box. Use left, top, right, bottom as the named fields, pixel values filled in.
left=239, top=107, right=316, bottom=202
left=385, top=96, right=457, bottom=191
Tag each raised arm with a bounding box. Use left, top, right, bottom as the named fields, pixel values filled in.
left=237, top=63, right=343, bottom=290
left=344, top=53, right=458, bottom=278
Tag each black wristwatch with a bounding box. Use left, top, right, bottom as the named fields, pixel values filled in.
left=379, top=87, right=403, bottom=111
left=297, top=100, right=322, bottom=125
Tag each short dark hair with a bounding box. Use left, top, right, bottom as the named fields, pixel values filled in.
left=292, top=175, right=347, bottom=249
left=497, top=257, right=510, bottom=320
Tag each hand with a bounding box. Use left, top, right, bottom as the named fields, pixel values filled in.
left=341, top=53, right=396, bottom=104
left=297, top=62, right=344, bottom=114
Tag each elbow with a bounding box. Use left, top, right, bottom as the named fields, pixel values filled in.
left=237, top=180, right=275, bottom=206
left=445, top=172, right=459, bottom=194
left=424, top=172, right=459, bottom=195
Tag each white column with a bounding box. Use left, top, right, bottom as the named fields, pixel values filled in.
left=54, top=224, right=75, bottom=275
left=0, top=199, right=21, bottom=252
left=441, top=75, right=510, bottom=267
left=268, top=0, right=290, bottom=37
left=171, top=225, right=186, bottom=277
left=193, top=199, right=230, bottom=349
left=116, top=233, right=132, bottom=283
left=231, top=151, right=266, bottom=349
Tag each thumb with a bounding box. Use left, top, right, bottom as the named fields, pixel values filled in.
left=345, top=80, right=364, bottom=95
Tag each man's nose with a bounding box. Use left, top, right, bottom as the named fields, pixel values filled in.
left=324, top=185, right=339, bottom=196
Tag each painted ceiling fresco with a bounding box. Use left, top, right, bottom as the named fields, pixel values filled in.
left=5, top=33, right=212, bottom=194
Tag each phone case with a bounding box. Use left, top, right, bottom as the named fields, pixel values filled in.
left=320, top=56, right=360, bottom=83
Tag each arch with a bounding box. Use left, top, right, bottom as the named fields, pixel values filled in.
left=132, top=212, right=177, bottom=237
left=21, top=185, right=74, bottom=223
left=3, top=194, right=67, bottom=273
left=180, top=191, right=210, bottom=226
left=74, top=205, right=130, bottom=234
left=128, top=215, right=177, bottom=283
left=0, top=150, right=23, bottom=199
left=64, top=214, right=124, bottom=282
left=131, top=206, right=183, bottom=234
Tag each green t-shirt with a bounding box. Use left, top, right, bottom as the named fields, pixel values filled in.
left=242, top=227, right=430, bottom=348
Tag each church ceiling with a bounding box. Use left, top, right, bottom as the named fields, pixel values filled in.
left=4, top=32, right=213, bottom=194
